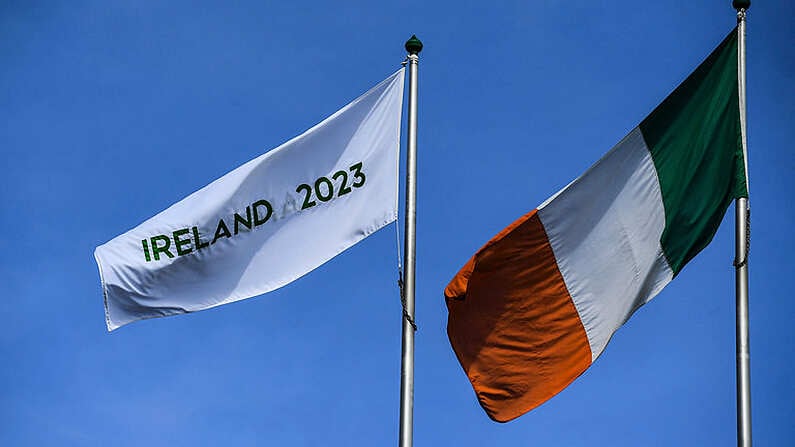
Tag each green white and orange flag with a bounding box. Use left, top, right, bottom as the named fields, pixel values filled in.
left=445, top=28, right=747, bottom=422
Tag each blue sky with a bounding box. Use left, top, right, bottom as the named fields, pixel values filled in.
left=1, top=1, right=793, bottom=445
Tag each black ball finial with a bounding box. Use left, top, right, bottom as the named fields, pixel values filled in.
left=405, top=35, right=423, bottom=54
left=732, top=0, right=751, bottom=10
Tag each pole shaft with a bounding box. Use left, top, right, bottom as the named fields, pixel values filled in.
left=735, top=8, right=752, bottom=447
left=735, top=197, right=751, bottom=447
left=399, top=52, right=419, bottom=447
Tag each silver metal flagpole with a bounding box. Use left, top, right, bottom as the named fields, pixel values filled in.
left=733, top=1, right=752, bottom=446
left=399, top=34, right=422, bottom=447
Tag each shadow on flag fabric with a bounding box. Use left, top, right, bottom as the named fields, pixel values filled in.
left=445, top=28, right=747, bottom=422
left=95, top=69, right=405, bottom=331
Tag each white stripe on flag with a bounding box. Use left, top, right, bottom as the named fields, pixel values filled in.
left=538, top=127, right=673, bottom=360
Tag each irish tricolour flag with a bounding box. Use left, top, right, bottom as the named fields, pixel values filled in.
left=445, top=28, right=747, bottom=422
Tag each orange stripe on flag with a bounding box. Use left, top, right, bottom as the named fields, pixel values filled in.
left=445, top=210, right=592, bottom=422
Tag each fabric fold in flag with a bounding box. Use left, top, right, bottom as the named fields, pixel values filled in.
left=96, top=69, right=405, bottom=331
left=445, top=28, right=747, bottom=422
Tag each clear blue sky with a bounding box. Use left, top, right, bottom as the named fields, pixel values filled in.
left=1, top=1, right=793, bottom=445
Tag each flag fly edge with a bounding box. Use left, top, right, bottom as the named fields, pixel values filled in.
left=96, top=68, right=405, bottom=331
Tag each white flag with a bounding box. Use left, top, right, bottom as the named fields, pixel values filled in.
left=95, top=69, right=405, bottom=331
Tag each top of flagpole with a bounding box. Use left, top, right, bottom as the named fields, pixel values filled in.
left=732, top=0, right=750, bottom=10
left=405, top=35, right=423, bottom=55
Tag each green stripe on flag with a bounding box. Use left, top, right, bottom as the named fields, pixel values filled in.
left=640, top=27, right=747, bottom=276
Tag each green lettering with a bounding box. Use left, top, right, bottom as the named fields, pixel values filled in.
left=142, top=239, right=152, bottom=262
left=212, top=218, right=232, bottom=244
left=150, top=235, right=174, bottom=261
left=234, top=206, right=252, bottom=235
left=192, top=226, right=209, bottom=251
left=173, top=228, right=192, bottom=256
left=253, top=200, right=273, bottom=226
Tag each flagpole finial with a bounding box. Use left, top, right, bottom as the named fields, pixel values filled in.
left=733, top=0, right=750, bottom=10
left=405, top=35, right=423, bottom=55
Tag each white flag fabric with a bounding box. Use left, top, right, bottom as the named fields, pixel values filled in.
left=95, top=69, right=405, bottom=331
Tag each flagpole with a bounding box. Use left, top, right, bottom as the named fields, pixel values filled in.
left=399, top=34, right=422, bottom=447
left=733, top=2, right=752, bottom=447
